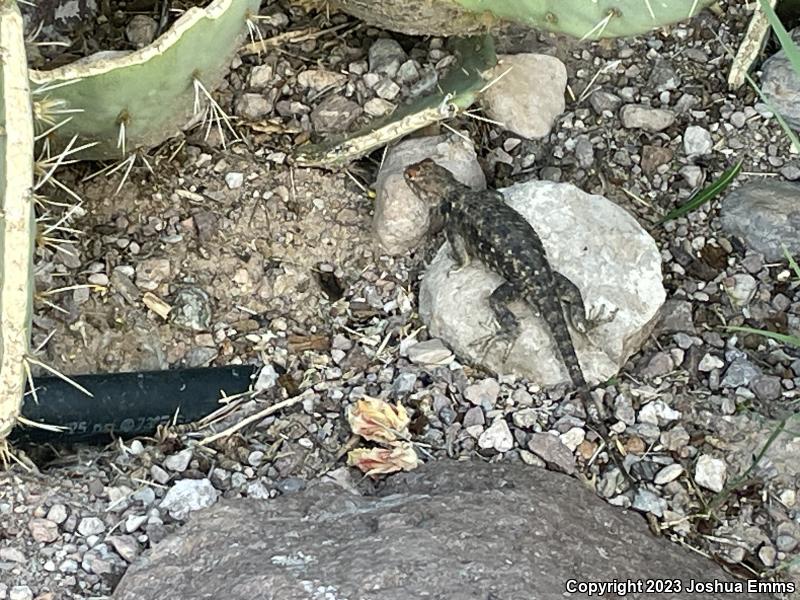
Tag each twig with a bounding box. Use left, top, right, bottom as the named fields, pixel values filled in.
left=198, top=392, right=309, bottom=445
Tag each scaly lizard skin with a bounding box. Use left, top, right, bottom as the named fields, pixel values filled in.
left=404, top=159, right=626, bottom=476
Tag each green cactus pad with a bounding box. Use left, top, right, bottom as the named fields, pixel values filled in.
left=455, top=0, right=716, bottom=39
left=294, top=35, right=496, bottom=167
left=330, top=0, right=714, bottom=39
left=29, top=0, right=260, bottom=160
left=0, top=0, right=36, bottom=440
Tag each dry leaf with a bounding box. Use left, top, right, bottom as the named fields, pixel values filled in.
left=347, top=443, right=420, bottom=477
left=347, top=397, right=410, bottom=443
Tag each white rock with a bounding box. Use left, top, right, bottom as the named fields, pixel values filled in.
left=373, top=134, right=485, bottom=255
left=464, top=379, right=500, bottom=407
left=364, top=97, right=395, bottom=118
left=419, top=181, right=666, bottom=385
left=654, top=463, right=684, bottom=485
left=759, top=545, right=777, bottom=567
left=481, top=54, right=567, bottom=140
left=512, top=408, right=539, bottom=429
left=679, top=165, right=704, bottom=188
left=695, top=455, right=727, bottom=493
left=249, top=64, right=274, bottom=89
left=478, top=418, right=514, bottom=452
left=723, top=273, right=757, bottom=307
left=683, top=125, right=713, bottom=156
left=46, top=504, right=68, bottom=524
left=9, top=586, right=32, bottom=600
left=296, top=69, right=347, bottom=91
left=160, top=479, right=219, bottom=520
left=225, top=172, right=244, bottom=190
left=638, top=400, right=682, bottom=426
left=560, top=427, right=586, bottom=452
left=164, top=449, right=193, bottom=472
left=698, top=353, right=724, bottom=372
left=255, top=363, right=279, bottom=391
left=77, top=517, right=106, bottom=537
left=124, top=514, right=148, bottom=533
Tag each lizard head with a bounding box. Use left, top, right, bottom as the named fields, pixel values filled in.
left=403, top=159, right=457, bottom=202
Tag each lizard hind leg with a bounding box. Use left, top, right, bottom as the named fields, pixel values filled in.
left=554, top=272, right=617, bottom=334
left=585, top=303, right=618, bottom=330
left=470, top=281, right=522, bottom=363
left=554, top=272, right=590, bottom=334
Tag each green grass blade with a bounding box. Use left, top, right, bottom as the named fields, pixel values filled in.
left=758, top=0, right=800, bottom=75
left=725, top=325, right=800, bottom=349
left=658, top=160, right=742, bottom=225
left=784, top=245, right=800, bottom=281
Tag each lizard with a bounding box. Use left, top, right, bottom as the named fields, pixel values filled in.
left=403, top=158, right=629, bottom=480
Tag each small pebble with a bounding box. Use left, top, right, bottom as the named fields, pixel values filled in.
left=694, top=455, right=727, bottom=493
left=225, top=172, right=244, bottom=190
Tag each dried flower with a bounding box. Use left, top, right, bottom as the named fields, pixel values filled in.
left=347, top=396, right=410, bottom=443
left=347, top=443, right=420, bottom=477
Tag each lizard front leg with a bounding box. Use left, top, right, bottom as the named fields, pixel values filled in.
left=471, top=281, right=522, bottom=363
left=445, top=228, right=471, bottom=277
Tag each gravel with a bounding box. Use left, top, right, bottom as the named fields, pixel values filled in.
left=6, top=1, right=800, bottom=597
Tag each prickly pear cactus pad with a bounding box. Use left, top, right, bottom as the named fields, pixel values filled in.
left=331, top=0, right=715, bottom=38
left=29, top=0, right=260, bottom=160
left=454, top=0, right=717, bottom=39
left=0, top=0, right=36, bottom=441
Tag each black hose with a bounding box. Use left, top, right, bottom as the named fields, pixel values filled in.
left=10, top=365, right=256, bottom=443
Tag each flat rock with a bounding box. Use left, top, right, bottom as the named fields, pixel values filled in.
left=373, top=135, right=485, bottom=255
left=620, top=104, right=676, bottom=132
left=419, top=181, right=665, bottom=385
left=720, top=179, right=800, bottom=261
left=481, top=53, right=567, bottom=140
left=112, top=461, right=768, bottom=600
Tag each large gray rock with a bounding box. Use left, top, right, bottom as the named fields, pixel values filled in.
left=113, top=461, right=771, bottom=600
left=761, top=29, right=800, bottom=131
left=721, top=180, right=800, bottom=261
left=419, top=180, right=665, bottom=385
left=373, top=135, right=485, bottom=255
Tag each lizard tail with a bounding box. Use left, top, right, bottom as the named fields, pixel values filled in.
left=533, top=292, right=587, bottom=391
left=558, top=331, right=588, bottom=392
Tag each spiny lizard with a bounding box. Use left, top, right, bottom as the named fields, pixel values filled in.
left=404, top=159, right=626, bottom=476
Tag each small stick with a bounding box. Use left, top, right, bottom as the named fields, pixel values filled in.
left=198, top=392, right=308, bottom=445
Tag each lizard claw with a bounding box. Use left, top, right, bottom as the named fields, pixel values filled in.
left=446, top=264, right=468, bottom=279
left=585, top=304, right=618, bottom=331
left=470, top=329, right=516, bottom=364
